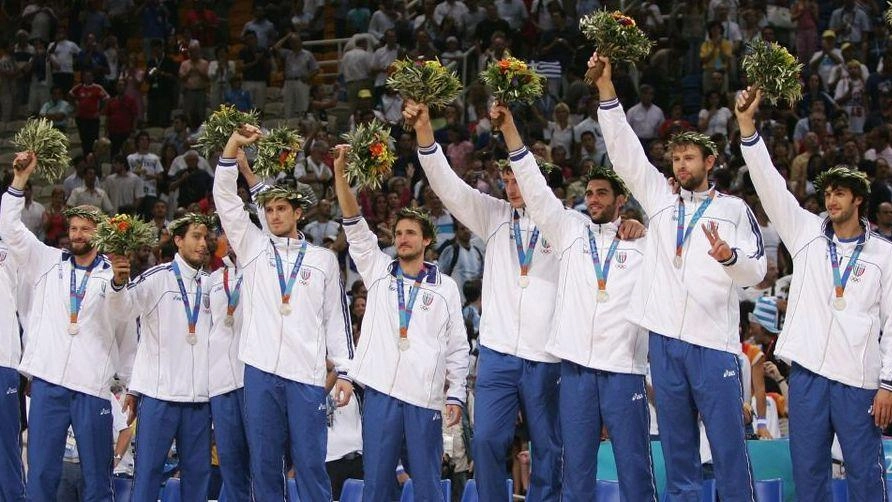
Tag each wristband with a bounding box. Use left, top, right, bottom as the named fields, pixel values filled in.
left=755, top=418, right=768, bottom=429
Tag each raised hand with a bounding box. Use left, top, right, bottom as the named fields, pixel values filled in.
left=702, top=221, right=733, bottom=262
left=332, top=144, right=350, bottom=178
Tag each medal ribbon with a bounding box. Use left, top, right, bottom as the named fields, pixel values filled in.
left=223, top=266, right=243, bottom=316
left=827, top=231, right=865, bottom=300
left=271, top=239, right=308, bottom=306
left=513, top=210, right=540, bottom=278
left=396, top=265, right=426, bottom=341
left=675, top=190, right=715, bottom=260
left=587, top=226, right=621, bottom=293
left=69, top=256, right=102, bottom=324
left=172, top=261, right=202, bottom=335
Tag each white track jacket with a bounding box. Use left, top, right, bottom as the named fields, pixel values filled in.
left=599, top=98, right=767, bottom=353
left=742, top=132, right=892, bottom=390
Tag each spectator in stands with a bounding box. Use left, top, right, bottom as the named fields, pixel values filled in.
left=168, top=150, right=213, bottom=209
left=77, top=34, right=111, bottom=89
left=179, top=40, right=210, bottom=130
left=239, top=31, right=271, bottom=115
left=791, top=0, right=820, bottom=63
left=242, top=6, right=278, bottom=49
left=829, top=0, right=873, bottom=47
left=185, top=0, right=219, bottom=54
left=699, top=90, right=733, bottom=137
left=40, top=85, right=74, bottom=131
left=436, top=220, right=484, bottom=304
left=368, top=0, right=400, bottom=41
left=146, top=39, right=178, bottom=127
left=128, top=131, right=164, bottom=218
left=70, top=70, right=109, bottom=155
left=626, top=84, right=664, bottom=142
left=48, top=28, right=80, bottom=94
left=103, top=154, right=143, bottom=213
left=293, top=139, right=333, bottom=199
left=164, top=113, right=190, bottom=155
left=700, top=21, right=733, bottom=92
left=67, top=166, right=114, bottom=214
left=21, top=181, right=46, bottom=241
left=105, top=80, right=139, bottom=157
left=43, top=186, right=67, bottom=246
left=224, top=74, right=253, bottom=113
left=274, top=33, right=319, bottom=118
left=208, top=46, right=236, bottom=110
left=474, top=4, right=511, bottom=52
left=872, top=201, right=892, bottom=239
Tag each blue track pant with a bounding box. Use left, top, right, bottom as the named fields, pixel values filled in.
left=26, top=378, right=113, bottom=502
left=362, top=387, right=444, bottom=502
left=472, top=345, right=562, bottom=502
left=559, top=361, right=656, bottom=501
left=648, top=333, right=755, bottom=502
left=789, top=363, right=886, bottom=502
left=0, top=366, right=24, bottom=501
left=243, top=364, right=330, bottom=502
left=132, top=396, right=211, bottom=502
left=210, top=387, right=251, bottom=502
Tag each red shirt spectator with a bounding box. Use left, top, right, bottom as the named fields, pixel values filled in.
left=184, top=5, right=219, bottom=49
left=70, top=73, right=108, bottom=119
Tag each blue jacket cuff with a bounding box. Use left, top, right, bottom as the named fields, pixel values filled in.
left=600, top=97, right=621, bottom=110
left=741, top=132, right=760, bottom=147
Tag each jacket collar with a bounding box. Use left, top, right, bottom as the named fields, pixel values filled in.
left=173, top=253, right=203, bottom=280
left=388, top=260, right=439, bottom=284
left=269, top=231, right=307, bottom=247
left=678, top=185, right=715, bottom=203
left=821, top=217, right=872, bottom=244
left=588, top=217, right=621, bottom=235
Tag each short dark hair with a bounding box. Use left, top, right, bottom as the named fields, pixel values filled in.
left=815, top=165, right=871, bottom=216
left=585, top=166, right=629, bottom=198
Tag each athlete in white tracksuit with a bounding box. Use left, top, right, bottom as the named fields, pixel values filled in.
left=495, top=105, right=656, bottom=501
left=0, top=236, right=25, bottom=501
left=213, top=126, right=354, bottom=501
left=0, top=152, right=132, bottom=502
left=333, top=144, right=469, bottom=502
left=123, top=216, right=214, bottom=502
left=207, top=254, right=251, bottom=501
left=406, top=100, right=563, bottom=502
left=592, top=55, right=766, bottom=501
left=737, top=89, right=892, bottom=501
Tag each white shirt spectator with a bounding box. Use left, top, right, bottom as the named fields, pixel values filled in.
left=496, top=0, right=528, bottom=30
left=48, top=39, right=80, bottom=73
left=698, top=106, right=733, bottom=137
left=368, top=10, right=397, bottom=41
left=304, top=220, right=341, bottom=246
left=341, top=47, right=373, bottom=83
left=102, top=171, right=144, bottom=212
left=829, top=5, right=872, bottom=44
left=626, top=102, right=665, bottom=140
left=21, top=199, right=46, bottom=241
left=67, top=186, right=115, bottom=214
left=127, top=152, right=164, bottom=198
left=372, top=44, right=399, bottom=88
left=573, top=117, right=607, bottom=155
left=545, top=121, right=573, bottom=155
left=434, top=1, right=470, bottom=31
left=242, top=18, right=277, bottom=48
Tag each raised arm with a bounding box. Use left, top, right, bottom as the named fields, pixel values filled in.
left=590, top=54, right=672, bottom=216
left=735, top=88, right=819, bottom=252
left=495, top=104, right=573, bottom=250
left=405, top=101, right=503, bottom=238
left=213, top=126, right=266, bottom=260
left=332, top=144, right=391, bottom=285
left=0, top=152, right=61, bottom=272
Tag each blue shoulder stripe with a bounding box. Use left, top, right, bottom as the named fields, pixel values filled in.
left=744, top=205, right=765, bottom=259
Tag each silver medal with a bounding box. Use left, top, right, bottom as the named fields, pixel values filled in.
left=673, top=255, right=682, bottom=269
left=186, top=332, right=197, bottom=345
left=597, top=290, right=609, bottom=303
left=280, top=303, right=292, bottom=316
left=68, top=323, right=79, bottom=335
left=833, top=297, right=846, bottom=311
left=398, top=338, right=410, bottom=351
left=224, top=315, right=234, bottom=327
left=519, top=276, right=530, bottom=288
